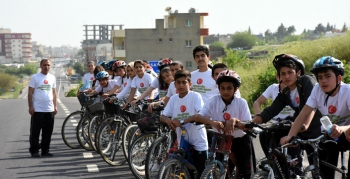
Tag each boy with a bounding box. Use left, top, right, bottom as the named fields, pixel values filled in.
left=211, top=63, right=241, bottom=97
left=281, top=56, right=350, bottom=179
left=191, top=45, right=217, bottom=102
left=160, top=70, right=208, bottom=178
left=193, top=70, right=255, bottom=178
left=238, top=54, right=322, bottom=176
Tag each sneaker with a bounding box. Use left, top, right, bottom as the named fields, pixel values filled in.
left=41, top=152, right=54, bottom=157
left=31, top=153, right=41, bottom=157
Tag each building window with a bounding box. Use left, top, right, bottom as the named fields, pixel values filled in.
left=18, top=45, right=21, bottom=47
left=12, top=35, right=15, bottom=38
left=18, top=35, right=21, bottom=38
left=185, top=20, right=192, bottom=27
left=5, top=35, right=11, bottom=38
left=185, top=40, right=192, bottom=47
left=169, top=38, right=173, bottom=42
left=186, top=61, right=192, bottom=68
left=158, top=38, right=162, bottom=42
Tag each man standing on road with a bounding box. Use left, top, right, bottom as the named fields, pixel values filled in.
left=28, top=59, right=57, bottom=157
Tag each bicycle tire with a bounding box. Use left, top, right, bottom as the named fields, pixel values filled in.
left=129, top=132, right=157, bottom=179
left=145, top=135, right=172, bottom=179
left=76, top=114, right=94, bottom=151
left=88, top=114, right=103, bottom=152
left=122, top=124, right=139, bottom=161
left=250, top=170, right=269, bottom=179
left=98, top=119, right=127, bottom=166
left=61, top=111, right=84, bottom=149
left=157, top=158, right=191, bottom=179
left=95, top=117, right=114, bottom=153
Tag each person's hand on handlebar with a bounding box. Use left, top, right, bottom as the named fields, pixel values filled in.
left=280, top=135, right=293, bottom=145
left=224, top=118, right=238, bottom=135
left=210, top=120, right=225, bottom=133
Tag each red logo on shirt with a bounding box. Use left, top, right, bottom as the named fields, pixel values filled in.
left=223, top=113, right=231, bottom=121
left=43, top=80, right=48, bottom=84
left=328, top=105, right=337, bottom=114
left=296, top=97, right=300, bottom=105
left=90, top=77, right=94, bottom=80
left=140, top=83, right=144, bottom=87
left=197, top=78, right=203, bottom=84
left=176, top=90, right=178, bottom=94
left=180, top=105, right=186, bottom=112
left=124, top=83, right=127, bottom=87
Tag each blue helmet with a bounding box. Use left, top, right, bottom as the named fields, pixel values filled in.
left=95, top=71, right=109, bottom=80
left=105, top=60, right=117, bottom=71
left=311, top=56, right=344, bottom=76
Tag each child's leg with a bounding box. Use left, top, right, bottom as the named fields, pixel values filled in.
left=232, top=135, right=254, bottom=179
left=191, top=149, right=208, bottom=179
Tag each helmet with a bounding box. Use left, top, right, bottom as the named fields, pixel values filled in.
left=96, top=71, right=109, bottom=80
left=97, top=60, right=106, bottom=68
left=105, top=60, right=117, bottom=71
left=157, top=58, right=173, bottom=69
left=216, top=70, right=241, bottom=87
left=311, top=56, right=344, bottom=76
left=112, top=60, right=126, bottom=71
left=273, top=54, right=305, bottom=75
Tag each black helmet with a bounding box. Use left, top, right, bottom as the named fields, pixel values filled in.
left=273, top=54, right=305, bottom=75
left=311, top=56, right=344, bottom=76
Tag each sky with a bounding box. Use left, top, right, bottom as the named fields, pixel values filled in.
left=1, top=0, right=349, bottom=48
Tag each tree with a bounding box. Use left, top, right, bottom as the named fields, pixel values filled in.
left=209, top=41, right=225, bottom=51
left=326, top=22, right=332, bottom=31
left=73, top=62, right=85, bottom=75
left=302, top=29, right=307, bottom=34
left=314, top=23, right=326, bottom=34
left=226, top=32, right=257, bottom=50
left=276, top=23, right=287, bottom=41
left=287, top=25, right=296, bottom=35
left=342, top=23, right=348, bottom=33
left=264, top=29, right=273, bottom=43
left=76, top=49, right=85, bottom=57
left=36, top=51, right=43, bottom=58
left=248, top=26, right=251, bottom=35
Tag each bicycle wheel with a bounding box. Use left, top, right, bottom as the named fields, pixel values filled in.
left=61, top=111, right=84, bottom=149
left=95, top=117, right=114, bottom=153
left=98, top=119, right=127, bottom=166
left=76, top=114, right=94, bottom=151
left=122, top=124, right=139, bottom=161
left=129, top=132, right=157, bottom=179
left=200, top=161, right=225, bottom=179
left=250, top=170, right=269, bottom=179
left=157, top=158, right=191, bottom=179
left=145, top=135, right=173, bottom=179
left=88, top=114, right=103, bottom=152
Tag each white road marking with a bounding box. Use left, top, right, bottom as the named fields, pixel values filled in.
left=83, top=153, right=94, bottom=158
left=86, top=164, right=99, bottom=172
left=72, top=123, right=78, bottom=127
left=70, top=120, right=77, bottom=123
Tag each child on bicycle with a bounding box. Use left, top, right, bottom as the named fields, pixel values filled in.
left=281, top=56, right=350, bottom=179
left=238, top=54, right=322, bottom=176
left=193, top=70, right=255, bottom=178
left=211, top=63, right=241, bottom=97
left=163, top=61, right=185, bottom=105
left=160, top=70, right=208, bottom=179
left=253, top=74, right=295, bottom=157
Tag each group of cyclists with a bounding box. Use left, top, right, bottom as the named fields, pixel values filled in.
left=77, top=44, right=350, bottom=178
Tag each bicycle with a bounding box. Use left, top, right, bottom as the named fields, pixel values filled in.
left=61, top=92, right=95, bottom=149
left=200, top=124, right=257, bottom=179
left=157, top=124, right=203, bottom=179
left=243, top=121, right=303, bottom=179
left=283, top=134, right=347, bottom=179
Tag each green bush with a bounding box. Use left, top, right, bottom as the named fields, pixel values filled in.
left=4, top=64, right=37, bottom=76
left=222, top=49, right=247, bottom=69
left=66, top=81, right=83, bottom=97
left=0, top=73, right=17, bottom=95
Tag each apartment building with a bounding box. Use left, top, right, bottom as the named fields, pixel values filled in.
left=0, top=29, right=32, bottom=64
left=111, top=30, right=125, bottom=61
left=124, top=8, right=209, bottom=71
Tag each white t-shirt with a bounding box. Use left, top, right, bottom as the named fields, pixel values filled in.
left=199, top=94, right=251, bottom=138
left=109, top=75, right=120, bottom=83
left=131, top=73, right=158, bottom=99
left=117, top=78, right=140, bottom=99
left=262, top=84, right=295, bottom=119
left=162, top=91, right=208, bottom=151
left=29, top=72, right=56, bottom=112
left=151, top=79, right=168, bottom=99
left=83, top=73, right=94, bottom=85
left=116, top=76, right=128, bottom=90
left=191, top=70, right=217, bottom=102
left=289, top=88, right=300, bottom=107
left=95, top=80, right=118, bottom=93
left=166, top=82, right=177, bottom=98
left=306, top=83, right=350, bottom=126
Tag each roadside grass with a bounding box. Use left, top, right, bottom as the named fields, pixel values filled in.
left=0, top=83, right=25, bottom=99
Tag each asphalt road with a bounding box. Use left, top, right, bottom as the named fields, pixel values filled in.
left=0, top=60, right=346, bottom=178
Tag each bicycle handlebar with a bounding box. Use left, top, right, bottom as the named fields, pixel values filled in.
left=281, top=134, right=337, bottom=148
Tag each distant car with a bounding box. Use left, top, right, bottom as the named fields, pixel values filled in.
left=70, top=74, right=82, bottom=80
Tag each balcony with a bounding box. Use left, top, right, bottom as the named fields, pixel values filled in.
left=114, top=46, right=125, bottom=50
left=22, top=42, right=31, bottom=44
left=200, top=28, right=209, bottom=36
